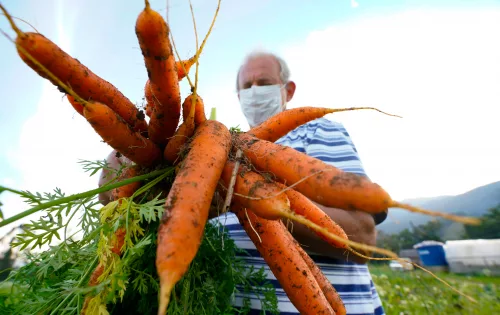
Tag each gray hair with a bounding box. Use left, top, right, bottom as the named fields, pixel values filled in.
left=235, top=50, right=291, bottom=91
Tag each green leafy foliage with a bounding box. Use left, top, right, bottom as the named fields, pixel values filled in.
left=464, top=205, right=500, bottom=239
left=0, top=159, right=278, bottom=315
left=370, top=265, right=500, bottom=314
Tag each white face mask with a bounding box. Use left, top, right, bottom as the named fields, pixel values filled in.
left=238, top=84, right=286, bottom=127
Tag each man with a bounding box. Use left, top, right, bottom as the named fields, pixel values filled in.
left=210, top=50, right=387, bottom=314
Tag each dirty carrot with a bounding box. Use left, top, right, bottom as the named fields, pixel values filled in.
left=83, top=102, right=162, bottom=167
left=135, top=3, right=181, bottom=146
left=0, top=5, right=148, bottom=133
left=144, top=79, right=155, bottom=118
left=235, top=207, right=335, bottom=315
left=293, top=238, right=346, bottom=315
left=163, top=94, right=198, bottom=164
left=219, top=163, right=388, bottom=256
left=181, top=93, right=207, bottom=127
left=237, top=132, right=390, bottom=213
left=219, top=161, right=355, bottom=251
left=237, top=133, right=480, bottom=225
left=156, top=119, right=231, bottom=315
left=176, top=55, right=196, bottom=81
left=249, top=106, right=401, bottom=142
left=111, top=165, right=142, bottom=201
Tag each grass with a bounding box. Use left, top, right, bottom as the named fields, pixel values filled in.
left=369, top=264, right=500, bottom=315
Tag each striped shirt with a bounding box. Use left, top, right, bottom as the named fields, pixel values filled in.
left=210, top=117, right=386, bottom=315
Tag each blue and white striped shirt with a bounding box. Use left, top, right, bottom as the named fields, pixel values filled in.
left=211, top=117, right=386, bottom=315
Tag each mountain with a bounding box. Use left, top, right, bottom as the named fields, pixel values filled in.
left=377, top=181, right=500, bottom=235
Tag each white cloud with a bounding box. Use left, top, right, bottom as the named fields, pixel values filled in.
left=278, top=8, right=500, bottom=200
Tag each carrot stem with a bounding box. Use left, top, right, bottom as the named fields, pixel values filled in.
left=0, top=167, right=174, bottom=228
left=0, top=4, right=24, bottom=38
left=210, top=107, right=217, bottom=120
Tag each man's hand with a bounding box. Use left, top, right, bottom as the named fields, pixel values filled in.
left=98, top=150, right=133, bottom=205
left=286, top=202, right=378, bottom=264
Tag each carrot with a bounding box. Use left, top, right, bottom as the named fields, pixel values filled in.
left=248, top=106, right=402, bottom=142
left=144, top=79, right=154, bottom=118
left=156, top=119, right=231, bottom=315
left=219, top=161, right=351, bottom=251
left=66, top=94, right=84, bottom=116
left=6, top=22, right=147, bottom=133
left=82, top=226, right=126, bottom=314
left=181, top=93, right=207, bottom=127
left=237, top=132, right=389, bottom=213
left=163, top=93, right=200, bottom=164
left=234, top=207, right=335, bottom=315
left=135, top=3, right=181, bottom=146
left=176, top=56, right=196, bottom=81
left=237, top=133, right=480, bottom=225
left=219, top=161, right=290, bottom=220
left=280, top=185, right=349, bottom=249
left=293, top=238, right=346, bottom=315
left=83, top=102, right=162, bottom=167
left=111, top=165, right=142, bottom=201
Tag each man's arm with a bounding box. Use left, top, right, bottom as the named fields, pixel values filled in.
left=285, top=202, right=378, bottom=264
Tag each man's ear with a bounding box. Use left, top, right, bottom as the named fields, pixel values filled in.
left=285, top=81, right=296, bottom=102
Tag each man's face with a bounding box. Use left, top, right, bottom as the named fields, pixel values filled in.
left=237, top=55, right=287, bottom=106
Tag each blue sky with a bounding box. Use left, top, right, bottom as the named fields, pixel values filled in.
left=1, top=0, right=499, bottom=236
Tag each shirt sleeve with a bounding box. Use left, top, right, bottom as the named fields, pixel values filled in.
left=303, top=118, right=387, bottom=225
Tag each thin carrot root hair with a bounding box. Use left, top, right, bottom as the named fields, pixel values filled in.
left=390, top=201, right=481, bottom=225
left=330, top=106, right=402, bottom=118
left=346, top=248, right=478, bottom=304
left=277, top=209, right=398, bottom=259
left=0, top=12, right=40, bottom=33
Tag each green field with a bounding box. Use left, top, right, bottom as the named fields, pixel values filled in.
left=369, top=265, right=500, bottom=315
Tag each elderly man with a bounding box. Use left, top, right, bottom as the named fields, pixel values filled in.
left=212, top=51, right=387, bottom=315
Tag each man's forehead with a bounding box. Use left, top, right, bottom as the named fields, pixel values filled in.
left=239, top=55, right=281, bottom=79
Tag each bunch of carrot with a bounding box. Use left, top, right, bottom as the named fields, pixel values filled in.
left=0, top=1, right=481, bottom=314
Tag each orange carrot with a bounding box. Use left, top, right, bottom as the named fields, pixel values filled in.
left=237, top=133, right=481, bottom=225
left=293, top=238, right=346, bottom=315
left=219, top=161, right=290, bottom=220
left=135, top=4, right=181, bottom=146
left=181, top=93, right=207, bottom=127
left=237, top=132, right=390, bottom=214
left=248, top=106, right=401, bottom=142
left=82, top=226, right=126, bottom=314
left=10, top=29, right=147, bottom=133
left=83, top=102, right=162, bottom=167
left=66, top=94, right=84, bottom=116
left=234, top=207, right=335, bottom=315
left=280, top=185, right=349, bottom=249
left=176, top=55, right=196, bottom=81
left=111, top=165, right=142, bottom=201
left=219, top=161, right=349, bottom=250
left=144, top=79, right=154, bottom=118
left=163, top=93, right=200, bottom=164
left=156, top=119, right=231, bottom=314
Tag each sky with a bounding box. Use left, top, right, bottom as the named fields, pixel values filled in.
left=0, top=0, right=499, bottom=238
